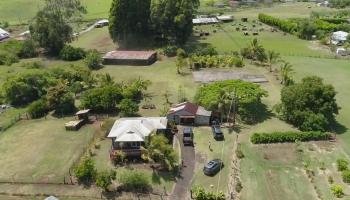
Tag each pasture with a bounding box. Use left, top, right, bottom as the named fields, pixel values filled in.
left=0, top=0, right=112, bottom=25
left=191, top=127, right=236, bottom=194
left=0, top=117, right=95, bottom=183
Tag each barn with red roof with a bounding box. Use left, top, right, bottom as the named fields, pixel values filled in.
left=167, top=102, right=212, bottom=125
left=102, top=50, right=157, bottom=65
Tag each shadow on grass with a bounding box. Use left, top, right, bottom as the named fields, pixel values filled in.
left=331, top=120, right=348, bottom=135
left=244, top=103, right=275, bottom=125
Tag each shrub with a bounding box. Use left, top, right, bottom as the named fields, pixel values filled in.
left=162, top=45, right=178, bottom=57
left=20, top=61, right=44, bottom=69
left=258, top=13, right=298, bottom=34
left=59, top=45, right=86, bottom=61
left=337, top=159, right=349, bottom=171
left=250, top=131, right=331, bottom=144
left=0, top=53, right=19, bottom=66
left=193, top=46, right=218, bottom=56
left=74, top=156, right=97, bottom=183
left=328, top=176, right=334, bottom=184
left=18, top=40, right=38, bottom=58
left=331, top=184, right=344, bottom=198
left=118, top=170, right=151, bottom=192
left=111, top=150, right=126, bottom=165
left=192, top=186, right=225, bottom=200
left=342, top=170, right=350, bottom=183
left=96, top=170, right=116, bottom=191
left=236, top=148, right=245, bottom=159
left=118, top=98, right=139, bottom=116
left=84, top=50, right=102, bottom=70
left=27, top=99, right=49, bottom=119
left=235, top=180, right=243, bottom=193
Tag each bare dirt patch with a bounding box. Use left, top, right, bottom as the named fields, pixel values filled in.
left=193, top=69, right=268, bottom=83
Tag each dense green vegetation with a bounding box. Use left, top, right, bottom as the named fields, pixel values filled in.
left=109, top=0, right=199, bottom=46
left=194, top=80, right=268, bottom=123
left=250, top=131, right=332, bottom=144
left=277, top=76, right=339, bottom=131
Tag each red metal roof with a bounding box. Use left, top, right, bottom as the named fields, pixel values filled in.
left=169, top=102, right=199, bottom=116
left=103, top=50, right=156, bottom=60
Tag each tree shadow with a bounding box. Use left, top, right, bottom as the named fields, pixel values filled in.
left=244, top=103, right=275, bottom=125
left=101, top=191, right=123, bottom=200
left=331, top=120, right=348, bottom=135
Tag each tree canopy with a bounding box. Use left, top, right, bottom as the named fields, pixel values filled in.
left=30, top=0, right=86, bottom=55
left=108, top=0, right=199, bottom=46
left=278, top=76, right=339, bottom=131
left=194, top=80, right=268, bottom=124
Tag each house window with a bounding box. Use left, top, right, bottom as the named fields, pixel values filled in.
left=131, top=142, right=140, bottom=147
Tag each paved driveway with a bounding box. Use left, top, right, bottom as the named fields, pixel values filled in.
left=169, top=126, right=195, bottom=200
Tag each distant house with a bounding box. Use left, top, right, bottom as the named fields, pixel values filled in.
left=331, top=31, right=349, bottom=45
left=167, top=102, right=212, bottom=126
left=102, top=50, right=157, bottom=65
left=0, top=28, right=10, bottom=41
left=107, top=117, right=168, bottom=156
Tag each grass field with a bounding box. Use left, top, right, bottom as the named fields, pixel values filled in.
left=191, top=127, right=236, bottom=194
left=0, top=117, right=95, bottom=183
left=0, top=0, right=112, bottom=25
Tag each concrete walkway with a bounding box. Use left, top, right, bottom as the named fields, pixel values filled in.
left=169, top=126, right=195, bottom=200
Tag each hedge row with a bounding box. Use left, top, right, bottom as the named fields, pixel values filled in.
left=251, top=131, right=332, bottom=144
left=320, top=18, right=349, bottom=24
left=258, top=13, right=298, bottom=33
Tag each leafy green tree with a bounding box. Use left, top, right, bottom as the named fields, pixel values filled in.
left=2, top=71, right=51, bottom=106
left=121, top=78, right=151, bottom=100
left=142, top=134, right=178, bottom=171
left=18, top=40, right=38, bottom=58
left=59, top=45, right=86, bottom=61
left=80, top=86, right=123, bottom=112
left=108, top=0, right=151, bottom=47
left=27, top=99, right=49, bottom=119
left=298, top=20, right=317, bottom=40
left=74, top=156, right=97, bottom=183
left=96, top=170, right=116, bottom=191
left=30, top=0, right=85, bottom=55
left=150, top=0, right=198, bottom=44
left=118, top=98, right=139, bottom=116
left=46, top=83, right=76, bottom=115
left=278, top=76, right=339, bottom=131
left=194, top=80, right=268, bottom=124
left=84, top=50, right=102, bottom=70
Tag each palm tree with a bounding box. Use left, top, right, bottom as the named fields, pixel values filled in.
left=266, top=50, right=281, bottom=72
left=217, top=89, right=232, bottom=123
left=280, top=62, right=295, bottom=86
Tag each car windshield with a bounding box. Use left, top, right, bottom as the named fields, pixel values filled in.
left=184, top=133, right=191, bottom=137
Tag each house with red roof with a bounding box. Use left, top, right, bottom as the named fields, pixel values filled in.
left=167, top=102, right=212, bottom=125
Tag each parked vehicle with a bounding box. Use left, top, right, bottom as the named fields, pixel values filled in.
left=212, top=125, right=224, bottom=140
left=183, top=127, right=194, bottom=146
left=203, top=159, right=224, bottom=176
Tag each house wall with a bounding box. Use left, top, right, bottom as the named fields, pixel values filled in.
left=195, top=115, right=211, bottom=126
left=167, top=110, right=195, bottom=124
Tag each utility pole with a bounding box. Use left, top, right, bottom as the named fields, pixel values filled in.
left=226, top=88, right=237, bottom=127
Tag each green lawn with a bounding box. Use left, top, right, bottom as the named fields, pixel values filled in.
left=0, top=0, right=112, bottom=25
left=0, top=117, right=95, bottom=183
left=95, top=59, right=197, bottom=116
left=72, top=27, right=115, bottom=52
left=191, top=127, right=236, bottom=194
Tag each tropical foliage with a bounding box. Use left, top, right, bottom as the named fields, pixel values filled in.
left=278, top=76, right=339, bottom=131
